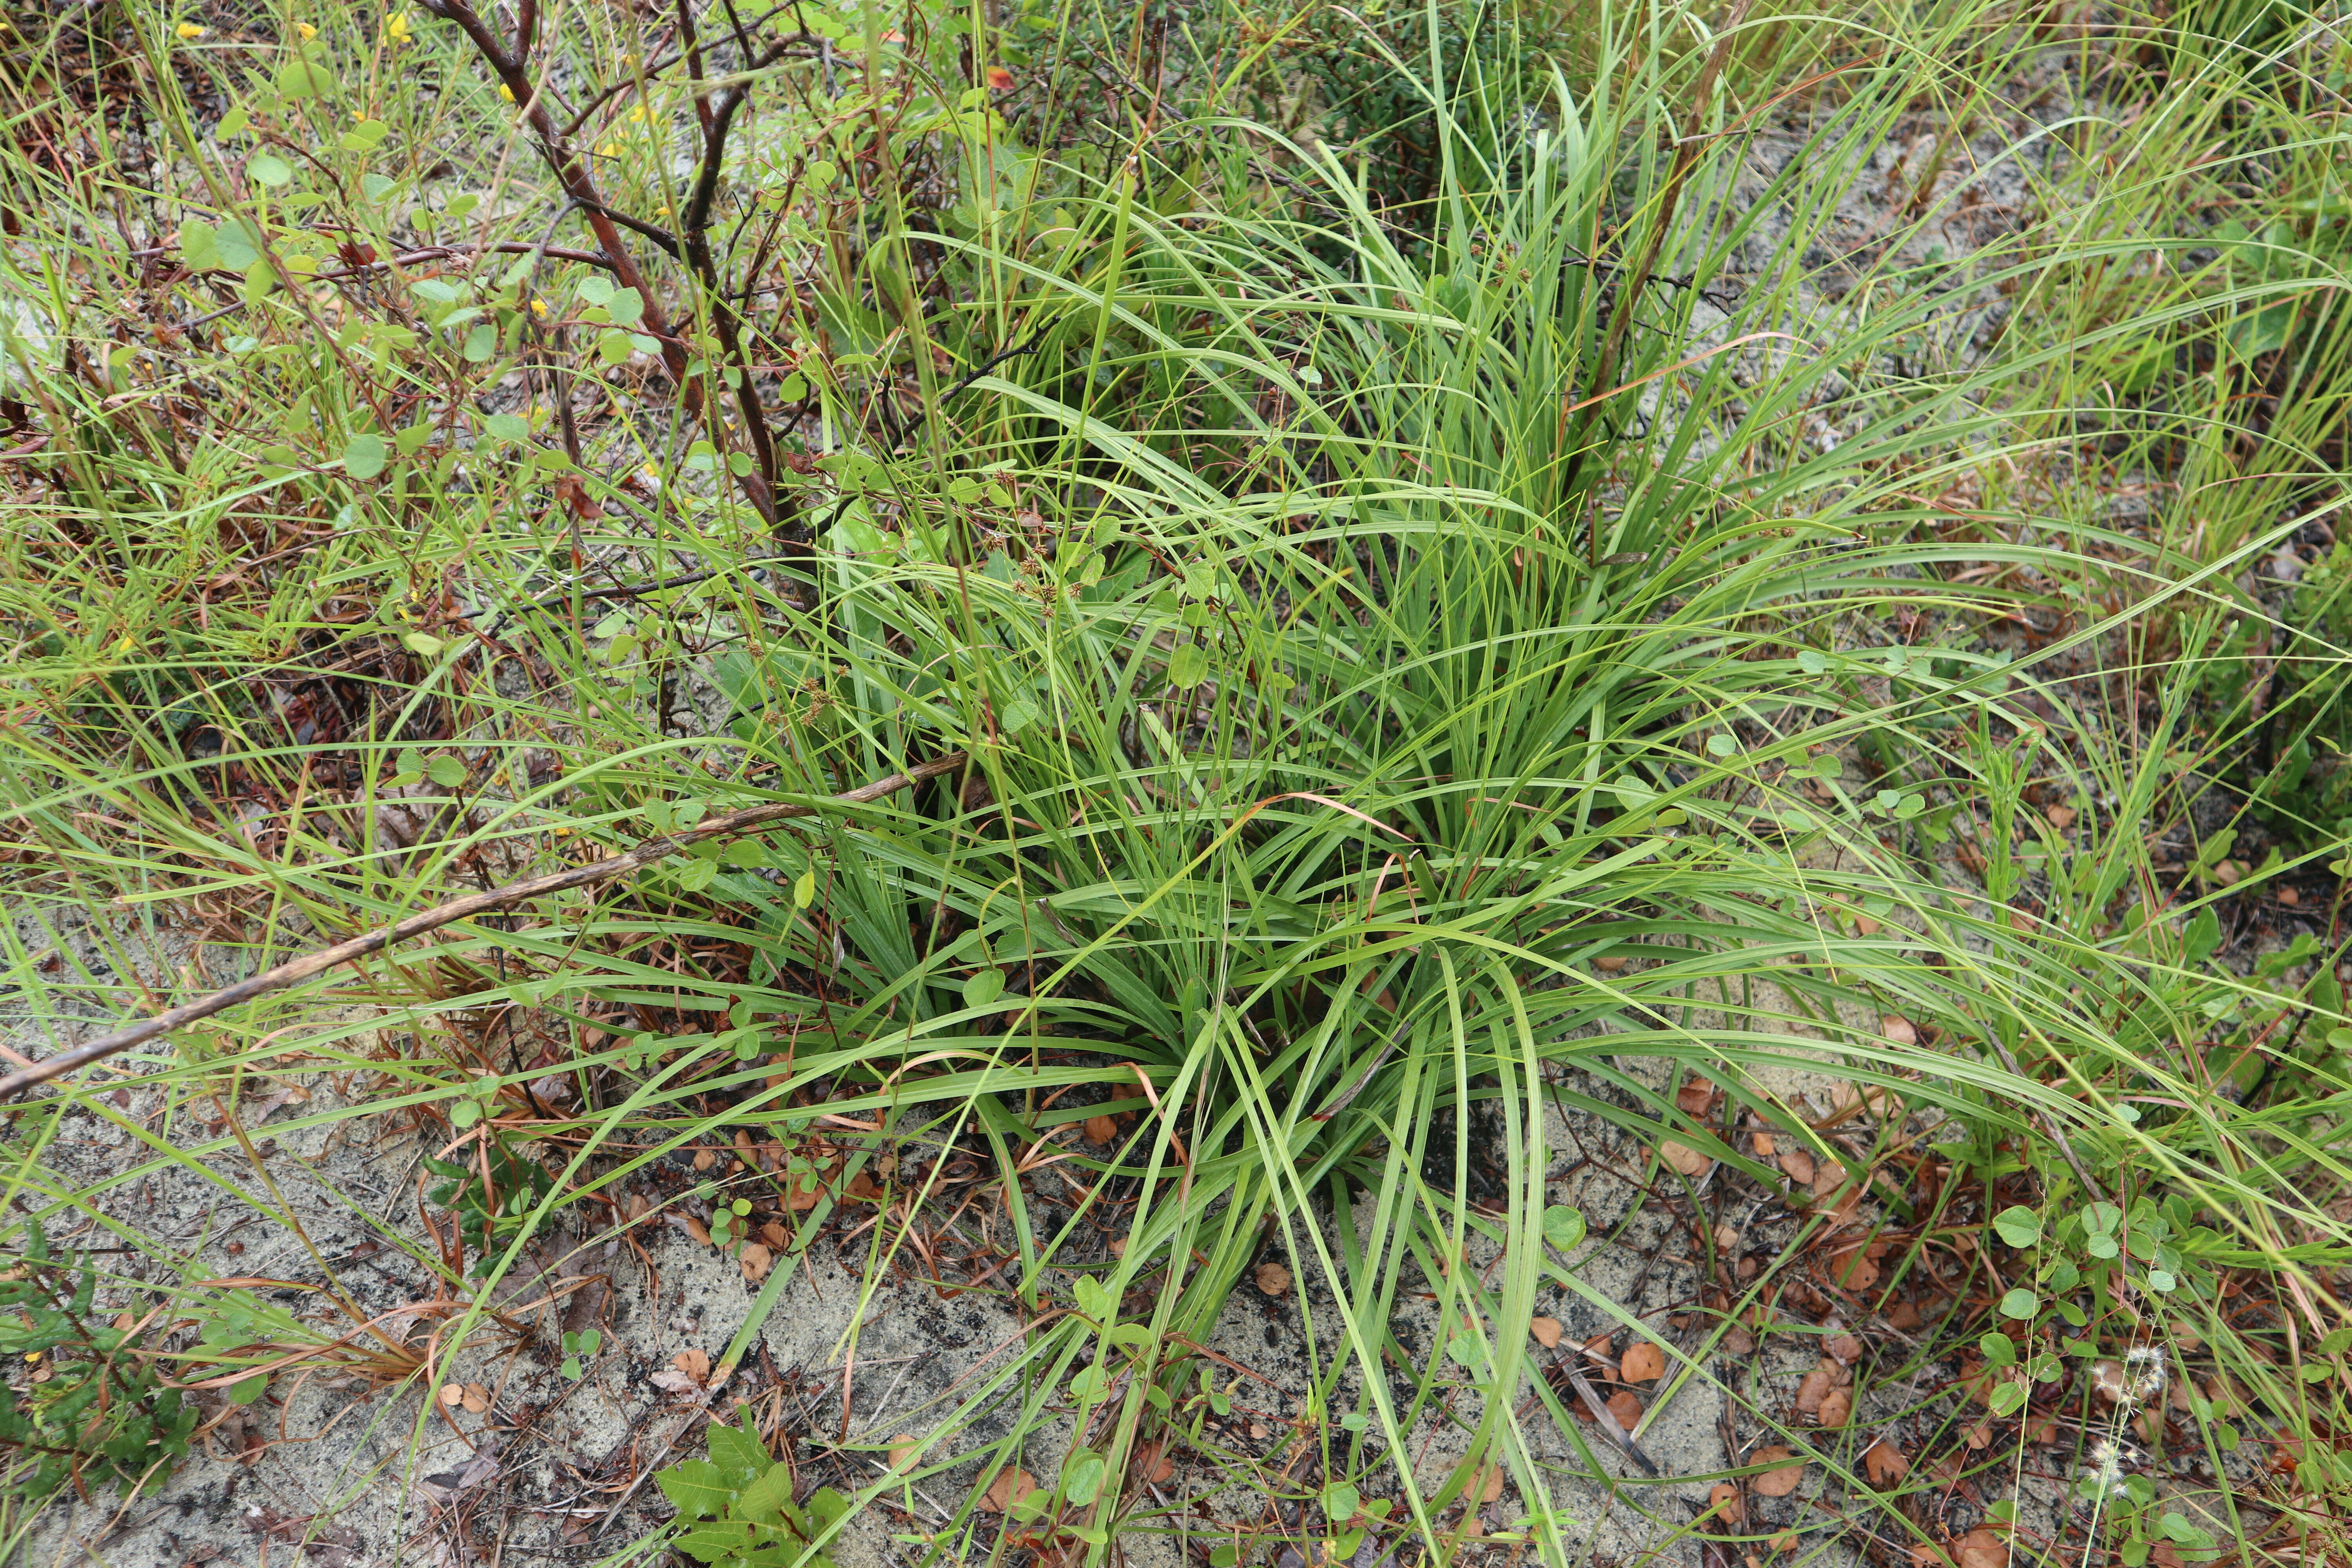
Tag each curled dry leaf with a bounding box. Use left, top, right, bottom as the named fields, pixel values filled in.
left=739, top=1242, right=773, bottom=1283
left=1862, top=1439, right=1909, bottom=1485
left=1530, top=1316, right=1562, bottom=1348
left=981, top=1466, right=1040, bottom=1513
left=1661, top=1140, right=1713, bottom=1178
left=1811, top=1157, right=1849, bottom=1199
left=1750, top=1447, right=1805, bottom=1498
left=1794, top=1358, right=1846, bottom=1416
left=1706, top=1482, right=1746, bottom=1524
left=1817, top=1387, right=1853, bottom=1428
left=760, top=1221, right=789, bottom=1250
left=672, top=1348, right=710, bottom=1384
left=1619, top=1341, right=1666, bottom=1383
left=1675, top=1074, right=1720, bottom=1116
left=1135, top=1441, right=1176, bottom=1485
left=1779, top=1147, right=1816, bottom=1186
left=1826, top=1333, right=1865, bottom=1365
left=1254, top=1260, right=1293, bottom=1297
left=677, top=1213, right=712, bottom=1247
left=1083, top=1114, right=1118, bottom=1146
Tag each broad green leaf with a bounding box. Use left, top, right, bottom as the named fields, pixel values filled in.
left=341, top=433, right=387, bottom=479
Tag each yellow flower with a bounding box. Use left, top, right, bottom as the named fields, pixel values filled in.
left=597, top=142, right=618, bottom=158
left=384, top=11, right=410, bottom=40
left=174, top=21, right=207, bottom=38
left=530, top=298, right=548, bottom=317
left=498, top=83, right=514, bottom=101
left=296, top=21, right=316, bottom=38
left=627, top=104, right=648, bottom=123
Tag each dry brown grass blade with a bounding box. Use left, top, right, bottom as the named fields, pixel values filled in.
left=0, top=752, right=968, bottom=1099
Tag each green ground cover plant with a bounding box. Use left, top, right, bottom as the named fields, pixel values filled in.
left=3, top=0, right=2352, bottom=1564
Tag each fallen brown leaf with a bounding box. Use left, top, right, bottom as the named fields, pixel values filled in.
left=1479, top=1464, right=1506, bottom=1503
left=1954, top=1528, right=2007, bottom=1568
left=739, top=1243, right=773, bottom=1283
left=1083, top=1114, right=1118, bottom=1145
left=1707, top=1482, right=1746, bottom=1524
left=1530, top=1316, right=1562, bottom=1348
left=1751, top=1447, right=1804, bottom=1497
left=1605, top=1390, right=1643, bottom=1428
left=1811, top=1157, right=1848, bottom=1198
left=1881, top=1015, right=1917, bottom=1046
left=1661, top=1140, right=1713, bottom=1177
left=1794, top=1359, right=1844, bottom=1416
left=1749, top=1131, right=1776, bottom=1158
left=1779, top=1147, right=1816, bottom=1186
left=1135, top=1441, right=1176, bottom=1485
left=436, top=1383, right=465, bottom=1407
left=889, top=1434, right=919, bottom=1471
left=1826, top=1333, right=1864, bottom=1365
left=1593, top=955, right=1627, bottom=973
left=677, top=1213, right=712, bottom=1246
left=459, top=1383, right=490, bottom=1414
left=671, top=1348, right=711, bottom=1384
left=981, top=1467, right=1040, bottom=1513
left=1829, top=1242, right=1879, bottom=1292
left=1817, top=1387, right=1853, bottom=1428
left=692, top=1148, right=717, bottom=1172
left=2044, top=804, right=2077, bottom=830
left=1620, top=1341, right=1666, bottom=1383
left=1862, top=1439, right=1909, bottom=1485
left=1676, top=1074, right=1720, bottom=1116
left=1255, top=1260, right=1293, bottom=1297
left=760, top=1221, right=788, bottom=1249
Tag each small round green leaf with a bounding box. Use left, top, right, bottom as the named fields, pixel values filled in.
left=964, top=969, right=1006, bottom=1008
left=1998, top=1287, right=2039, bottom=1320
left=248, top=152, right=293, bottom=187
left=425, top=755, right=468, bottom=788
left=1991, top=1205, right=2042, bottom=1249
left=1167, top=643, right=1207, bottom=688
left=342, top=432, right=387, bottom=479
